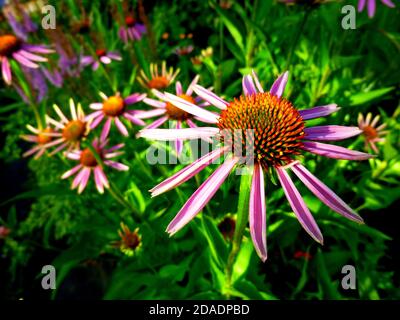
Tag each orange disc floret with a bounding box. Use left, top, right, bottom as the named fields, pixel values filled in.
left=95, top=49, right=106, bottom=57
left=103, top=96, right=125, bottom=117
left=0, top=35, right=21, bottom=56
left=79, top=148, right=99, bottom=167
left=147, top=76, right=170, bottom=90
left=125, top=16, right=136, bottom=27
left=62, top=120, right=86, bottom=142
left=362, top=125, right=378, bottom=140
left=218, top=92, right=305, bottom=168
left=37, top=128, right=54, bottom=145
left=165, top=94, right=195, bottom=121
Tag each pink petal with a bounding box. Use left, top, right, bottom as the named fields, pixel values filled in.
left=249, top=163, right=267, bottom=262
left=150, top=146, right=229, bottom=197
left=175, top=81, right=183, bottom=95
left=77, top=168, right=91, bottom=194
left=304, top=126, right=362, bottom=141
left=299, top=104, right=339, bottom=120
left=166, top=156, right=239, bottom=235
left=62, top=164, right=83, bottom=179
left=137, top=127, right=219, bottom=141
left=104, top=160, right=129, bottom=171
left=101, top=118, right=112, bottom=141
left=163, top=92, right=219, bottom=124
left=252, top=70, right=264, bottom=93
left=186, top=75, right=200, bottom=96
left=12, top=52, right=39, bottom=68
left=114, top=117, right=129, bottom=136
left=290, top=163, right=364, bottom=223
left=143, top=116, right=169, bottom=129
left=242, top=74, right=257, bottom=96
left=133, top=109, right=167, bottom=119
left=143, top=97, right=166, bottom=109
left=276, top=166, right=324, bottom=244
left=18, top=50, right=48, bottom=62
left=192, top=85, right=228, bottom=110
left=269, top=71, right=289, bottom=98
left=123, top=113, right=146, bottom=126
left=302, top=141, right=374, bottom=160
left=1, top=57, right=12, bottom=85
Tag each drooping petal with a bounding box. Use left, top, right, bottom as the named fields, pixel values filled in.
left=77, top=168, right=91, bottom=194
left=143, top=97, right=166, bottom=108
left=90, top=113, right=105, bottom=129
left=137, top=127, right=219, bottom=141
left=302, top=141, right=374, bottom=160
left=114, top=117, right=129, bottom=136
left=133, top=109, right=167, bottom=119
left=192, top=85, right=229, bottom=110
left=304, top=126, right=362, bottom=141
left=166, top=156, right=239, bottom=235
left=358, top=0, right=366, bottom=11
left=1, top=57, right=12, bottom=85
left=101, top=117, right=112, bottom=141
left=94, top=167, right=105, bottom=194
left=367, top=0, right=376, bottom=17
left=290, top=163, right=364, bottom=223
left=100, top=56, right=112, bottom=64
left=175, top=121, right=183, bottom=155
left=175, top=81, right=183, bottom=95
left=299, top=104, right=339, bottom=120
left=381, top=0, right=395, bottom=8
left=150, top=146, right=229, bottom=197
left=123, top=113, right=146, bottom=126
left=242, top=74, right=257, bottom=96
left=269, top=71, right=289, bottom=98
left=12, top=52, right=39, bottom=68
left=18, top=50, right=48, bottom=62
left=163, top=92, right=219, bottom=123
left=249, top=163, right=267, bottom=262
left=62, top=164, right=83, bottom=179
left=276, top=166, right=324, bottom=244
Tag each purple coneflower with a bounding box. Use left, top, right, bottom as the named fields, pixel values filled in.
left=139, top=75, right=212, bottom=154
left=358, top=0, right=395, bottom=17
left=4, top=6, right=38, bottom=41
left=137, top=61, right=180, bottom=90
left=358, top=112, right=388, bottom=153
left=0, top=225, right=11, bottom=239
left=86, top=92, right=146, bottom=139
left=0, top=34, right=53, bottom=85
left=62, top=138, right=129, bottom=194
left=118, top=16, right=146, bottom=43
left=174, top=45, right=194, bottom=56
left=138, top=71, right=373, bottom=261
left=44, top=99, right=90, bottom=155
left=81, top=49, right=122, bottom=71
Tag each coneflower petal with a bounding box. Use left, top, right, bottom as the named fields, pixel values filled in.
left=12, top=52, right=39, bottom=68
left=192, top=85, right=228, bottom=110
left=249, top=163, right=268, bottom=262
left=358, top=0, right=366, bottom=11
left=133, top=108, right=167, bottom=119
left=143, top=97, right=166, bottom=109
left=166, top=156, right=239, bottom=236
left=77, top=168, right=91, bottom=194
left=124, top=93, right=146, bottom=105
left=175, top=121, right=183, bottom=156
left=137, top=127, right=219, bottom=141
left=269, top=71, right=288, bottom=98
left=186, top=75, right=200, bottom=96
left=381, top=0, right=395, bottom=8
left=101, top=118, right=112, bottom=141
left=299, top=104, right=339, bottom=120
left=62, top=164, right=83, bottom=179
left=252, top=70, right=264, bottom=93
left=304, top=126, right=362, bottom=141
left=2, top=57, right=12, bottom=85
left=242, top=75, right=257, bottom=96
left=176, top=81, right=183, bottom=95
left=123, top=113, right=146, bottom=126
left=114, top=117, right=129, bottom=136
left=302, top=141, right=374, bottom=160
left=367, top=0, right=376, bottom=17
left=94, top=167, right=105, bottom=194
left=276, top=166, right=324, bottom=244
left=163, top=92, right=219, bottom=123
left=150, top=146, right=229, bottom=197
left=290, top=163, right=364, bottom=223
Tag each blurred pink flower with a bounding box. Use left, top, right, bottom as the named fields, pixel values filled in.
left=358, top=113, right=388, bottom=153
left=62, top=138, right=129, bottom=194
left=358, top=0, right=395, bottom=17
left=86, top=92, right=147, bottom=139
left=81, top=49, right=122, bottom=71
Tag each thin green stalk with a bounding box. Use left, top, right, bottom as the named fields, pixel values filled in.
left=285, top=7, right=312, bottom=71
left=87, top=144, right=142, bottom=222
left=224, top=170, right=252, bottom=296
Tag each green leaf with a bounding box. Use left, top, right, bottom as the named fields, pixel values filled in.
left=201, top=215, right=228, bottom=268
left=349, top=87, right=394, bottom=106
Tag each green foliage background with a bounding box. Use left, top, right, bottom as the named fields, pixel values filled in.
left=0, top=0, right=399, bottom=300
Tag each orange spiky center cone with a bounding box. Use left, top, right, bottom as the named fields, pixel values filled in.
left=62, top=120, right=86, bottom=142
left=103, top=96, right=125, bottom=117
left=165, top=94, right=194, bottom=121
left=218, top=92, right=305, bottom=169
left=0, top=35, right=21, bottom=56
left=79, top=148, right=99, bottom=167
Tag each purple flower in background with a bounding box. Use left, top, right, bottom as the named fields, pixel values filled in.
left=358, top=113, right=388, bottom=153
left=138, top=71, right=373, bottom=262
left=3, top=6, right=38, bottom=41
left=118, top=16, right=146, bottom=43
left=62, top=138, right=129, bottom=194
left=0, top=225, right=11, bottom=239
left=139, top=75, right=213, bottom=155
left=86, top=92, right=147, bottom=139
left=358, top=0, right=395, bottom=17
left=81, top=49, right=122, bottom=71
left=20, top=123, right=58, bottom=159
left=0, top=34, right=53, bottom=85
left=174, top=45, right=194, bottom=56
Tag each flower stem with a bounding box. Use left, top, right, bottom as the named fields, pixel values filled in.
left=224, top=169, right=252, bottom=297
